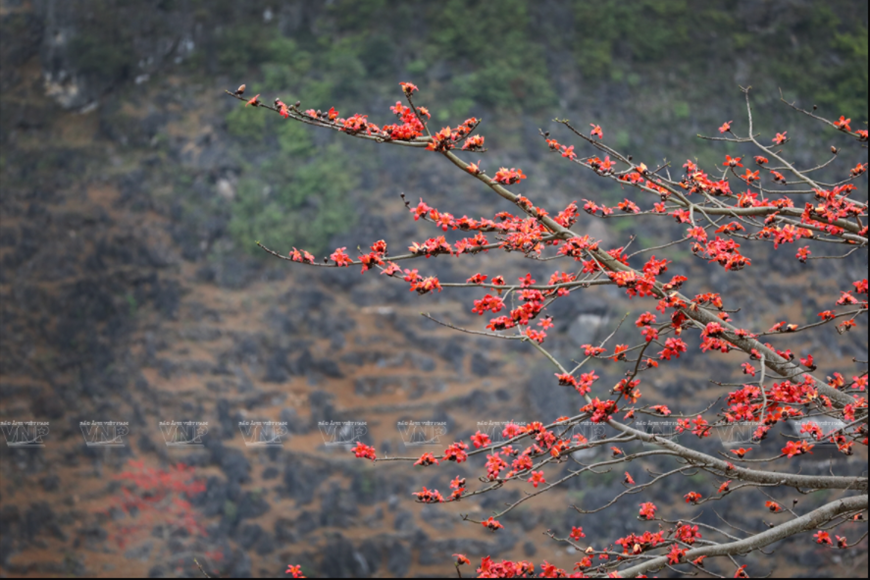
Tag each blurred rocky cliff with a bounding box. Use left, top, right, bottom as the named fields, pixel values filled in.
left=0, top=0, right=867, bottom=577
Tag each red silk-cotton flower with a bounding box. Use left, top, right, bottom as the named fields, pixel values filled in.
left=289, top=247, right=315, bottom=264
left=814, top=531, right=833, bottom=545
left=668, top=544, right=687, bottom=564
left=639, top=502, right=657, bottom=520
left=719, top=120, right=733, bottom=133
left=352, top=442, right=376, bottom=461
left=453, top=554, right=470, bottom=566
left=413, top=487, right=444, bottom=503
left=443, top=442, right=469, bottom=463
left=400, top=82, right=418, bottom=95
left=765, top=501, right=782, bottom=513
left=677, top=526, right=703, bottom=547
left=482, top=517, right=503, bottom=531
left=570, top=526, right=586, bottom=541
left=414, top=452, right=440, bottom=466
left=742, top=169, right=760, bottom=183
left=624, top=472, right=635, bottom=485
left=684, top=491, right=702, bottom=504
left=782, top=440, right=813, bottom=458
left=330, top=247, right=353, bottom=267
left=286, top=565, right=305, bottom=578
left=833, top=116, right=851, bottom=132
left=772, top=131, right=788, bottom=144
left=493, top=167, right=527, bottom=185
left=528, top=471, right=546, bottom=488
left=723, top=155, right=743, bottom=168
left=590, top=124, right=604, bottom=139
left=471, top=431, right=492, bottom=448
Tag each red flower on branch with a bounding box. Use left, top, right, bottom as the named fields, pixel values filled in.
left=493, top=167, right=527, bottom=185
left=638, top=502, right=657, bottom=520
left=833, top=116, right=851, bottom=132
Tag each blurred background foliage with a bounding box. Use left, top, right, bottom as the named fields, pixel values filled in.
left=197, top=0, right=867, bottom=253
left=51, top=0, right=868, bottom=255
left=1, top=2, right=867, bottom=576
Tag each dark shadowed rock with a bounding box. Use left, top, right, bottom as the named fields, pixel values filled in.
left=320, top=533, right=369, bottom=578
left=387, top=539, right=411, bottom=577
left=274, top=518, right=298, bottom=543
left=282, top=462, right=319, bottom=505
left=470, top=351, right=495, bottom=377
left=319, top=482, right=358, bottom=528
left=236, top=491, right=269, bottom=520
left=228, top=548, right=252, bottom=578
left=236, top=523, right=263, bottom=550
left=22, top=502, right=65, bottom=542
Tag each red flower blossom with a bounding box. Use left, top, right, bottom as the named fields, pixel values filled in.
left=796, top=246, right=811, bottom=263
left=352, top=442, right=377, bottom=461
left=528, top=471, right=546, bottom=488
left=742, top=169, right=760, bottom=183
left=471, top=431, right=492, bottom=449
left=330, top=247, right=353, bottom=267
left=414, top=487, right=445, bottom=504
left=833, top=116, right=851, bottom=132
left=765, top=500, right=782, bottom=512
left=684, top=491, right=702, bottom=504
left=667, top=544, right=687, bottom=564
left=414, top=452, right=440, bottom=467
left=782, top=440, right=813, bottom=458
left=493, top=167, right=527, bottom=185
left=639, top=502, right=657, bottom=520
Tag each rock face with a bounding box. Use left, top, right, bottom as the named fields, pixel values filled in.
left=1, top=1, right=866, bottom=578
left=34, top=0, right=188, bottom=109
